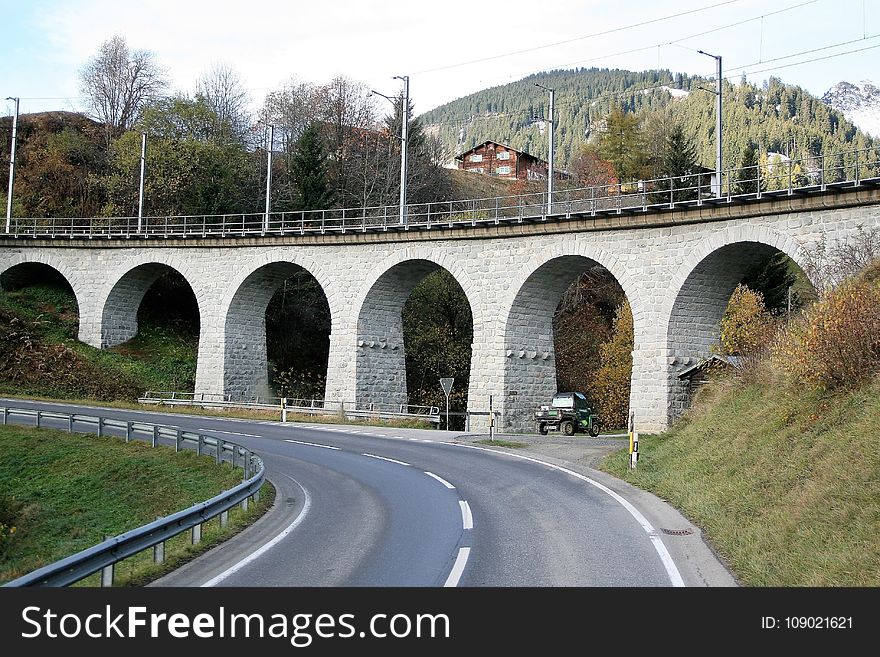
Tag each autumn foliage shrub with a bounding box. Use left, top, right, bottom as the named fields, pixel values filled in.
left=591, top=302, right=633, bottom=428
left=775, top=276, right=880, bottom=389
left=716, top=285, right=778, bottom=372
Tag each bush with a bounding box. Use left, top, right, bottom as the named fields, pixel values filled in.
left=590, top=301, right=633, bottom=428
left=775, top=277, right=880, bottom=389
left=716, top=284, right=778, bottom=371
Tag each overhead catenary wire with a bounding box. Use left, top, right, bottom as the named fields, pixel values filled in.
left=419, top=32, right=880, bottom=129
left=412, top=0, right=744, bottom=75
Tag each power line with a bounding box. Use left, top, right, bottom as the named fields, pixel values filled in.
left=412, top=0, right=744, bottom=75
left=419, top=0, right=821, bottom=121
left=420, top=29, right=880, bottom=129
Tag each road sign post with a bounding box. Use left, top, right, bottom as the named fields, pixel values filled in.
left=440, top=378, right=454, bottom=431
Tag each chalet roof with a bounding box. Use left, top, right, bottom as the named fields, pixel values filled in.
left=454, top=140, right=545, bottom=163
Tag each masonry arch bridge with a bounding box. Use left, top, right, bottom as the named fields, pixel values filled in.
left=2, top=186, right=878, bottom=432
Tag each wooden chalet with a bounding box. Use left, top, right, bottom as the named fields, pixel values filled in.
left=455, top=141, right=549, bottom=181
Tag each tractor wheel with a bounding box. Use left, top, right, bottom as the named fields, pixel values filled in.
left=588, top=421, right=601, bottom=437
left=561, top=420, right=575, bottom=436
left=537, top=422, right=548, bottom=436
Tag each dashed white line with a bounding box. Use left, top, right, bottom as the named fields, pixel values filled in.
left=198, top=428, right=261, bottom=438
left=202, top=475, right=311, bottom=587
left=447, top=442, right=685, bottom=587
left=424, top=471, right=456, bottom=489
left=284, top=439, right=339, bottom=450
left=444, top=547, right=471, bottom=587
left=362, top=453, right=410, bottom=466
left=459, top=500, right=473, bottom=530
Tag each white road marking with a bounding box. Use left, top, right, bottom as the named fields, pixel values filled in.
left=284, top=439, right=339, bottom=450
left=444, top=547, right=471, bottom=587
left=449, top=443, right=685, bottom=587
left=201, top=475, right=311, bottom=587
left=197, top=428, right=261, bottom=438
left=424, top=471, right=456, bottom=489
left=459, top=501, right=473, bottom=530
left=362, top=453, right=410, bottom=466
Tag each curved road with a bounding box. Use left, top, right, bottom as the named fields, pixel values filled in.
left=2, top=399, right=731, bottom=587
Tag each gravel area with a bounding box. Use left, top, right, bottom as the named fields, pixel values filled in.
left=446, top=431, right=629, bottom=469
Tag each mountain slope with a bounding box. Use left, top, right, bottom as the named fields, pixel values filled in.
left=822, top=80, right=880, bottom=138
left=421, top=68, right=875, bottom=174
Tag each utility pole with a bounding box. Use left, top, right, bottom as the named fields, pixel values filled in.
left=264, top=123, right=275, bottom=232
left=698, top=51, right=723, bottom=198
left=535, top=83, right=555, bottom=214
left=393, top=75, right=409, bottom=226
left=137, top=133, right=146, bottom=233
left=5, top=97, right=19, bottom=232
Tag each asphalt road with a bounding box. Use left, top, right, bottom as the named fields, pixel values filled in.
left=1, top=398, right=720, bottom=587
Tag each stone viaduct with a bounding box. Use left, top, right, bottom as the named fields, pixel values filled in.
left=2, top=186, right=879, bottom=433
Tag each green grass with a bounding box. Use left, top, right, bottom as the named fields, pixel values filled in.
left=0, top=423, right=272, bottom=585
left=0, top=285, right=198, bottom=400
left=476, top=439, right=529, bottom=448
left=600, top=369, right=880, bottom=586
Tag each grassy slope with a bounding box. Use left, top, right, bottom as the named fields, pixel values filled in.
left=0, top=424, right=255, bottom=583
left=602, top=369, right=880, bottom=586
left=0, top=285, right=197, bottom=399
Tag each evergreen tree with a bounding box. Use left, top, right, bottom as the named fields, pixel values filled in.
left=734, top=141, right=763, bottom=194
left=660, top=121, right=699, bottom=202
left=290, top=122, right=333, bottom=211
left=741, top=252, right=798, bottom=314
left=597, top=108, right=647, bottom=184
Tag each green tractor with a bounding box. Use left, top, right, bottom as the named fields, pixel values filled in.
left=534, top=392, right=601, bottom=437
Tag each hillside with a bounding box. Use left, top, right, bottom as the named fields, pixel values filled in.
left=601, top=261, right=880, bottom=586
left=421, top=67, right=875, bottom=174
left=0, top=282, right=197, bottom=401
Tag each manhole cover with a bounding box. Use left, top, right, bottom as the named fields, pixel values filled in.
left=660, top=528, right=693, bottom=536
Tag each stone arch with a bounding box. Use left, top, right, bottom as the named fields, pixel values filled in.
left=353, top=248, right=477, bottom=410
left=98, top=254, right=205, bottom=349
left=0, top=253, right=85, bottom=313
left=220, top=255, right=333, bottom=401
left=498, top=243, right=640, bottom=431
left=663, top=225, right=810, bottom=420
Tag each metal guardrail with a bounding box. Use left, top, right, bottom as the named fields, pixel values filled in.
left=138, top=391, right=441, bottom=424
left=0, top=405, right=265, bottom=587
left=4, top=146, right=879, bottom=240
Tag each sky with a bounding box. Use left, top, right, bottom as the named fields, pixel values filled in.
left=0, top=0, right=877, bottom=120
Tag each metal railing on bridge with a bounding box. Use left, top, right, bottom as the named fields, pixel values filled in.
left=5, top=146, right=879, bottom=240
left=138, top=390, right=441, bottom=424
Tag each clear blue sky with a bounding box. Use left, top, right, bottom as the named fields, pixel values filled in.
left=1, top=0, right=877, bottom=118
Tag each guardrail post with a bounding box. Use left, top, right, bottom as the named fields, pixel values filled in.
left=215, top=439, right=222, bottom=464
left=241, top=495, right=249, bottom=512
left=192, top=523, right=202, bottom=545
left=125, top=421, right=132, bottom=443
left=198, top=434, right=204, bottom=456
left=220, top=510, right=229, bottom=528
left=36, top=410, right=41, bottom=428
left=254, top=481, right=261, bottom=503
left=152, top=425, right=158, bottom=448
left=2, top=407, right=6, bottom=425
left=101, top=537, right=114, bottom=586
left=97, top=417, right=104, bottom=437
left=175, top=429, right=182, bottom=452
left=153, top=518, right=165, bottom=564
left=68, top=414, right=74, bottom=432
